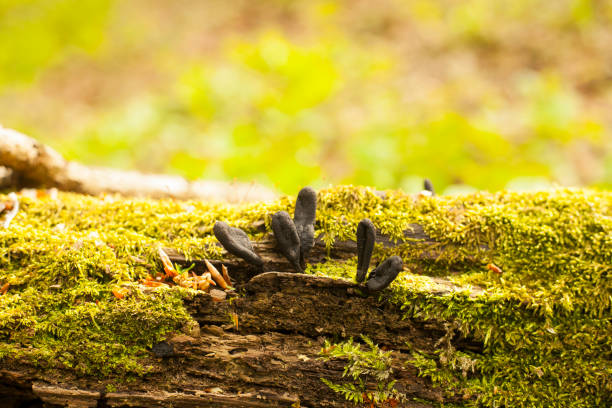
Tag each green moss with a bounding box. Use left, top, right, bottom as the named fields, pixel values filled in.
left=0, top=193, right=289, bottom=377
left=0, top=186, right=610, bottom=406
left=319, top=335, right=403, bottom=405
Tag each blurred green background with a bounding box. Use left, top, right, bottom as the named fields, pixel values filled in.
left=1, top=0, right=611, bottom=194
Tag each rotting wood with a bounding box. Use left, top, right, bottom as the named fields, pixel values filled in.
left=1, top=270, right=479, bottom=408
left=0, top=213, right=483, bottom=407
left=1, top=188, right=607, bottom=407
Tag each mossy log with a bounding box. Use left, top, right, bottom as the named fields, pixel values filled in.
left=0, top=186, right=610, bottom=407
left=1, top=236, right=471, bottom=407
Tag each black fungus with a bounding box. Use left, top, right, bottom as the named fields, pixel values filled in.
left=213, top=221, right=264, bottom=267
left=423, top=178, right=435, bottom=195
left=366, top=255, right=403, bottom=292
left=271, top=211, right=303, bottom=273
left=293, top=186, right=317, bottom=265
left=356, top=218, right=376, bottom=283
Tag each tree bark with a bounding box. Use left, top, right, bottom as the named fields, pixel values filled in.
left=0, top=126, right=276, bottom=203
left=0, top=225, right=482, bottom=408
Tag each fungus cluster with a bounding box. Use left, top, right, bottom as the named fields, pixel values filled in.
left=213, top=186, right=405, bottom=291
left=356, top=218, right=403, bottom=291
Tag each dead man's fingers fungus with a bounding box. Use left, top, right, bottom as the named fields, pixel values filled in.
left=213, top=221, right=264, bottom=267
left=423, top=178, right=435, bottom=196
left=293, top=186, right=317, bottom=265
left=366, top=256, right=403, bottom=292
left=356, top=218, right=376, bottom=283
left=271, top=210, right=303, bottom=273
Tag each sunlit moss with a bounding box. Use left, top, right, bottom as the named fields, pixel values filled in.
left=0, top=186, right=610, bottom=407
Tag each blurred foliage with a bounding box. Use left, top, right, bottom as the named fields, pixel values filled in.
left=0, top=0, right=611, bottom=194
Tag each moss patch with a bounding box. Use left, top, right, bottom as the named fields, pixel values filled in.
left=0, top=186, right=610, bottom=407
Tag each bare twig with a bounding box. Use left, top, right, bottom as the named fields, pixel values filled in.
left=0, top=125, right=277, bottom=202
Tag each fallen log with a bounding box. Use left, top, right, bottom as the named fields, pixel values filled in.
left=0, top=186, right=609, bottom=407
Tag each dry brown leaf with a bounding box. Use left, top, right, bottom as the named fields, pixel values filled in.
left=158, top=246, right=177, bottom=277
left=221, top=264, right=232, bottom=287
left=487, top=263, right=502, bottom=274
left=112, top=287, right=130, bottom=299
left=197, top=280, right=210, bottom=291
left=142, top=279, right=168, bottom=287
left=205, top=259, right=228, bottom=290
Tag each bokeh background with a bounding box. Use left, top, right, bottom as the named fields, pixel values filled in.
left=1, top=0, right=611, bottom=195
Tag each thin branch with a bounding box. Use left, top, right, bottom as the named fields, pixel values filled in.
left=0, top=125, right=276, bottom=203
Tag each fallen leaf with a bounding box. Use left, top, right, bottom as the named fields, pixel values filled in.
left=158, top=246, right=178, bottom=278
left=205, top=259, right=228, bottom=290
left=197, top=279, right=210, bottom=292
left=221, top=264, right=232, bottom=287
left=112, top=287, right=130, bottom=299
left=142, top=279, right=168, bottom=287
left=487, top=263, right=502, bottom=274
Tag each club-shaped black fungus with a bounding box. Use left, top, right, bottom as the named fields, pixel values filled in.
left=423, top=178, right=435, bottom=195
left=213, top=221, right=264, bottom=267
left=293, top=186, right=317, bottom=264
left=271, top=211, right=302, bottom=273
left=356, top=218, right=376, bottom=283
left=366, top=255, right=403, bottom=292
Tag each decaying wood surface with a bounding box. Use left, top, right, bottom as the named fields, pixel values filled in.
left=0, top=125, right=276, bottom=202
left=1, top=224, right=483, bottom=407
left=1, top=272, right=478, bottom=408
